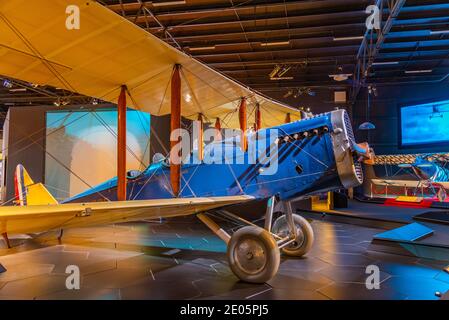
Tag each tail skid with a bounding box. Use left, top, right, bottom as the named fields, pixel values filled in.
left=14, top=164, right=58, bottom=206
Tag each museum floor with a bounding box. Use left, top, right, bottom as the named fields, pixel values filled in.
left=0, top=215, right=448, bottom=300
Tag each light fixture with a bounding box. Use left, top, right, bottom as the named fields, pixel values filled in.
left=270, top=77, right=293, bottom=80
left=283, top=90, right=293, bottom=98
left=430, top=30, right=449, bottom=35
left=359, top=86, right=376, bottom=132
left=54, top=98, right=69, bottom=107
left=333, top=36, right=365, bottom=41
left=152, top=1, right=186, bottom=7
left=269, top=64, right=292, bottom=79
left=359, top=122, right=376, bottom=130
left=92, top=99, right=98, bottom=105
left=329, top=73, right=352, bottom=81
left=277, top=65, right=291, bottom=77
left=9, top=88, right=27, bottom=92
left=2, top=79, right=13, bottom=89
left=372, top=61, right=399, bottom=66
left=405, top=69, right=433, bottom=74
left=185, top=93, right=192, bottom=103
left=306, top=88, right=316, bottom=96
left=269, top=65, right=282, bottom=78
left=260, top=41, right=290, bottom=47
left=188, top=45, right=215, bottom=51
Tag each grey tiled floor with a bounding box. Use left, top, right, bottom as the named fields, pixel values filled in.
left=0, top=216, right=448, bottom=300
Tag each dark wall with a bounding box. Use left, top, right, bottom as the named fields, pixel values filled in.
left=2, top=106, right=47, bottom=203
left=353, top=79, right=449, bottom=155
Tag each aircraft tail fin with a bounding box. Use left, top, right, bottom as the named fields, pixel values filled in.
left=14, top=164, right=58, bottom=206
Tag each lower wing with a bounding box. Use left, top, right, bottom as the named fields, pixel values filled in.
left=0, top=196, right=254, bottom=235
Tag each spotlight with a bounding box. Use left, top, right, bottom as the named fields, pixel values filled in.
left=2, top=79, right=13, bottom=89
left=306, top=88, right=316, bottom=96
left=269, top=65, right=282, bottom=78
left=283, top=90, right=293, bottom=98
left=368, top=85, right=378, bottom=97
left=54, top=98, right=69, bottom=107
left=277, top=65, right=292, bottom=77
left=92, top=99, right=98, bottom=105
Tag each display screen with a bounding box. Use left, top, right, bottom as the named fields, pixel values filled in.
left=400, top=99, right=449, bottom=148
left=45, top=109, right=150, bottom=200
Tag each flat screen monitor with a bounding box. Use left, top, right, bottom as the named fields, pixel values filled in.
left=400, top=99, right=449, bottom=148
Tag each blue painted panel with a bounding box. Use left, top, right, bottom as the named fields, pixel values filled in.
left=374, top=223, right=434, bottom=242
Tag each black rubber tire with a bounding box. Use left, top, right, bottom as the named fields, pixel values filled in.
left=272, top=214, right=314, bottom=257
left=227, top=226, right=280, bottom=284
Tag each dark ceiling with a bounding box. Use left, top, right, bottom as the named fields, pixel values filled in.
left=1, top=0, right=448, bottom=112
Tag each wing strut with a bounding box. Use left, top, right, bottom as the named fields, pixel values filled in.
left=255, top=103, right=262, bottom=131
left=170, top=64, right=182, bottom=197
left=117, top=85, right=127, bottom=201
left=239, top=98, right=248, bottom=152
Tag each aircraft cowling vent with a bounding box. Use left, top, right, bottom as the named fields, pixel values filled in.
left=343, top=112, right=364, bottom=184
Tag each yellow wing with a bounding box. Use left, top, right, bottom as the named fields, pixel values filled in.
left=0, top=0, right=300, bottom=128
left=0, top=195, right=254, bottom=235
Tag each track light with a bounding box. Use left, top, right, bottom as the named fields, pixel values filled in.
left=260, top=41, right=290, bottom=47
left=54, top=98, right=70, bottom=107
left=188, top=45, right=216, bottom=51
left=430, top=30, right=449, bottom=35
left=277, top=65, right=291, bottom=77
left=283, top=90, right=293, bottom=98
left=333, top=36, right=364, bottom=41
left=2, top=79, right=13, bottom=89
left=270, top=77, right=293, bottom=81
left=372, top=61, right=399, bottom=66
left=152, top=1, right=186, bottom=7
left=306, top=88, right=316, bottom=96
left=269, top=65, right=282, bottom=78
left=405, top=69, right=433, bottom=74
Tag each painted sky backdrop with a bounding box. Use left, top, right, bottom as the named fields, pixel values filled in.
left=45, top=109, right=150, bottom=200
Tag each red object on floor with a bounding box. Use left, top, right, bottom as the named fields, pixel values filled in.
left=383, top=198, right=433, bottom=208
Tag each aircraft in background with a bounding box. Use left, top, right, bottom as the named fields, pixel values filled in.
left=398, top=154, right=449, bottom=183
left=398, top=154, right=449, bottom=201
left=364, top=153, right=449, bottom=202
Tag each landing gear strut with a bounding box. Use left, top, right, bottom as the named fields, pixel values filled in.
left=197, top=196, right=314, bottom=284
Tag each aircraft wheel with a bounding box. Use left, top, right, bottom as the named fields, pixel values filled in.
left=227, top=226, right=280, bottom=284
left=272, top=214, right=314, bottom=257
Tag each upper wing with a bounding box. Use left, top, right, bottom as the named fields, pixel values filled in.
left=0, top=195, right=253, bottom=235
left=0, top=0, right=299, bottom=128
